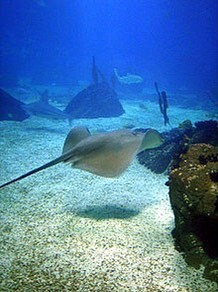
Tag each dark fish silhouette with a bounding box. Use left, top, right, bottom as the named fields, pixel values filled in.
left=23, top=89, right=71, bottom=121
left=0, top=88, right=29, bottom=121
left=0, top=126, right=163, bottom=189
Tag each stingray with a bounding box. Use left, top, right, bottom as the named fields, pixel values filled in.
left=0, top=126, right=163, bottom=189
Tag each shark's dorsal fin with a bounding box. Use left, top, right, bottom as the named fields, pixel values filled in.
left=62, top=126, right=91, bottom=154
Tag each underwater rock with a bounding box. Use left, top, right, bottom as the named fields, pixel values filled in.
left=168, top=144, right=218, bottom=282
left=178, top=119, right=193, bottom=131
left=191, top=120, right=218, bottom=146
left=137, top=120, right=218, bottom=174
left=65, top=83, right=125, bottom=118
left=0, top=88, right=29, bottom=121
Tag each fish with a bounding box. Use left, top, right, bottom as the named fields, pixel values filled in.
left=0, top=126, right=163, bottom=189
left=0, top=88, right=30, bottom=121
left=22, top=89, right=71, bottom=122
left=114, top=68, right=144, bottom=84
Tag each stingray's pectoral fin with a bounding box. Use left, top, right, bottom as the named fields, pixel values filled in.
left=138, top=129, right=163, bottom=153
left=62, top=126, right=91, bottom=154
left=0, top=155, right=64, bottom=189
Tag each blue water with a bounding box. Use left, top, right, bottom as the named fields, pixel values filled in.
left=0, top=0, right=217, bottom=94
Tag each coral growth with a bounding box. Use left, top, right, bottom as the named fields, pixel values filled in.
left=168, top=144, right=218, bottom=281
left=138, top=120, right=218, bottom=174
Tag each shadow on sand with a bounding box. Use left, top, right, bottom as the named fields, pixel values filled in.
left=75, top=204, right=140, bottom=220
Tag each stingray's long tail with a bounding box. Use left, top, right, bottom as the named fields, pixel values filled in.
left=0, top=155, right=65, bottom=189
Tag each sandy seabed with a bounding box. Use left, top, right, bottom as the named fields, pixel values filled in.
left=0, top=99, right=217, bottom=291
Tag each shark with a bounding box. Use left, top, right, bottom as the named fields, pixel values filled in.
left=22, top=89, right=71, bottom=122
left=114, top=68, right=144, bottom=84
left=0, top=126, right=163, bottom=189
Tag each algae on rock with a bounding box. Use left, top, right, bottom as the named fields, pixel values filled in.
left=168, top=144, right=218, bottom=282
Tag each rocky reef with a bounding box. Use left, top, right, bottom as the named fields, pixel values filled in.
left=137, top=120, right=218, bottom=174
left=168, top=143, right=218, bottom=282
left=166, top=120, right=218, bottom=282
left=138, top=120, right=218, bottom=281
left=137, top=127, right=188, bottom=174
left=190, top=120, right=218, bottom=146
